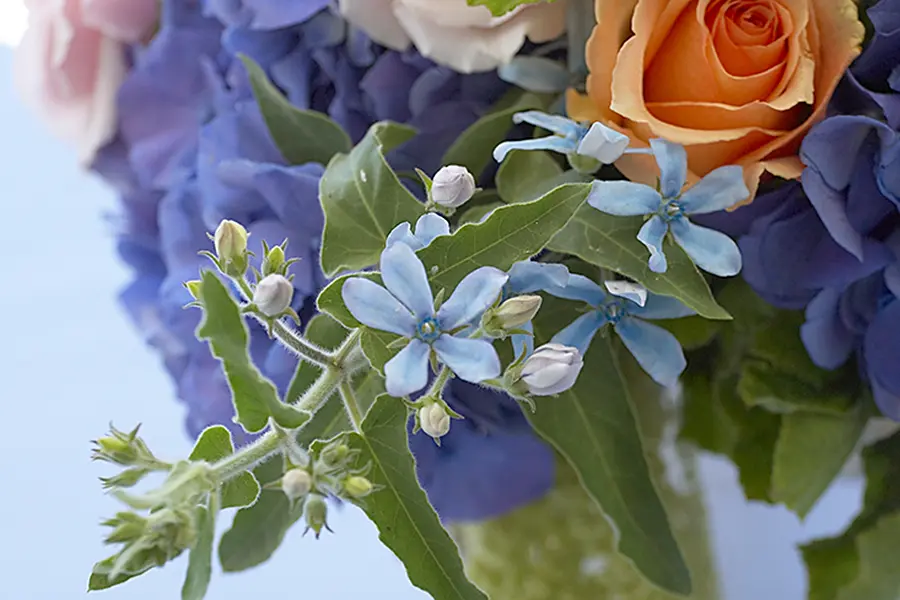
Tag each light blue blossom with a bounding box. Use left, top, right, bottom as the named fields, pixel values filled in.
left=587, top=138, right=748, bottom=276
left=493, top=111, right=631, bottom=164
left=545, top=276, right=695, bottom=387
left=385, top=213, right=450, bottom=251
left=342, top=243, right=508, bottom=397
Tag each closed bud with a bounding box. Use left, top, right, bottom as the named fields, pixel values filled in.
left=303, top=493, right=330, bottom=539
left=184, top=280, right=202, bottom=300
left=319, top=443, right=351, bottom=468
left=262, top=245, right=286, bottom=276
left=520, top=343, right=583, bottom=396
left=343, top=476, right=374, bottom=499
left=213, top=220, right=248, bottom=267
left=484, top=295, right=542, bottom=333
left=431, top=165, right=476, bottom=208
left=576, top=122, right=630, bottom=164
left=418, top=403, right=451, bottom=440
left=281, top=469, right=312, bottom=501
left=253, top=274, right=293, bottom=317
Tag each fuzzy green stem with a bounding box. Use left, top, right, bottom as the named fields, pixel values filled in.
left=338, top=380, right=364, bottom=432
left=426, top=366, right=453, bottom=400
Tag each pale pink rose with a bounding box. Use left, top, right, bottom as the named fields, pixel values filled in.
left=14, top=0, right=159, bottom=164
left=338, top=0, right=567, bottom=73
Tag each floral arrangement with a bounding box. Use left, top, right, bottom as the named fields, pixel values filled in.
left=15, top=0, right=900, bottom=598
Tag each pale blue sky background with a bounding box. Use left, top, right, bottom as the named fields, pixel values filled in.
left=0, top=41, right=872, bottom=599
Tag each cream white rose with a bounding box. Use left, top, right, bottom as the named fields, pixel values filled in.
left=338, top=0, right=567, bottom=73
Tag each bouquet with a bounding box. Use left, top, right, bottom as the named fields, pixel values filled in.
left=15, top=0, right=900, bottom=598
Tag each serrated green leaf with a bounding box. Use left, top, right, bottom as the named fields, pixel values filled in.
left=181, top=502, right=216, bottom=600
left=346, top=396, right=487, bottom=600
left=218, top=460, right=303, bottom=572
left=548, top=207, right=730, bottom=320
left=526, top=301, right=692, bottom=595
left=189, top=426, right=260, bottom=509
left=320, top=122, right=425, bottom=275
left=442, top=91, right=543, bottom=177
left=420, top=183, right=590, bottom=292
left=240, top=55, right=351, bottom=165
left=495, top=149, right=564, bottom=204
left=466, top=0, right=559, bottom=16
left=771, top=408, right=866, bottom=518
left=196, top=272, right=309, bottom=433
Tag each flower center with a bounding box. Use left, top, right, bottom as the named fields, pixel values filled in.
left=602, top=300, right=627, bottom=325
left=416, top=316, right=442, bottom=343
left=658, top=199, right=685, bottom=223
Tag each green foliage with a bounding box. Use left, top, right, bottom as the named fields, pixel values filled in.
left=320, top=122, right=425, bottom=276
left=548, top=207, right=731, bottom=320
left=466, top=0, right=559, bottom=16
left=442, top=90, right=543, bottom=177
left=346, top=396, right=487, bottom=600
left=181, top=501, right=216, bottom=600
left=240, top=55, right=351, bottom=165
left=189, top=426, right=259, bottom=509
left=527, top=298, right=692, bottom=595
left=195, top=271, right=309, bottom=433
left=495, top=149, right=564, bottom=204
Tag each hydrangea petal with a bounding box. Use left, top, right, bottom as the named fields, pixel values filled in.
left=670, top=219, right=742, bottom=277
left=414, top=213, right=450, bottom=246
left=586, top=180, right=662, bottom=216
left=550, top=312, right=607, bottom=355
left=433, top=335, right=501, bottom=384
left=680, top=165, right=750, bottom=214
left=507, top=260, right=570, bottom=294
left=864, top=301, right=900, bottom=416
left=437, top=267, right=508, bottom=330
left=342, top=278, right=416, bottom=337
left=650, top=138, right=687, bottom=199
left=380, top=242, right=435, bottom=320
left=542, top=273, right=606, bottom=305
left=614, top=317, right=686, bottom=387
left=494, top=136, right=576, bottom=163
left=800, top=288, right=855, bottom=369
left=637, top=215, right=669, bottom=273
left=384, top=338, right=431, bottom=397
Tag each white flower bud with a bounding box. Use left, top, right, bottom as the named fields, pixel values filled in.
left=492, top=295, right=542, bottom=329
left=213, top=220, right=248, bottom=264
left=418, top=403, right=451, bottom=440
left=430, top=165, right=476, bottom=208
left=281, top=468, right=312, bottom=500
left=576, top=122, right=630, bottom=164
left=520, top=343, right=583, bottom=396
left=253, top=274, right=294, bottom=316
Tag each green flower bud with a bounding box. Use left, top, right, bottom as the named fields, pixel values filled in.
left=213, top=219, right=249, bottom=276
left=100, top=467, right=150, bottom=490
left=262, top=244, right=286, bottom=276
left=483, top=295, right=542, bottom=335
left=281, top=469, right=312, bottom=501
left=319, top=443, right=351, bottom=468
left=304, top=494, right=330, bottom=539
left=343, top=476, right=374, bottom=499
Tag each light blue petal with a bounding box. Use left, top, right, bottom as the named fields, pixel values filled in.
left=680, top=165, right=750, bottom=214
left=586, top=180, right=662, bottom=216
left=576, top=123, right=630, bottom=164
left=380, top=242, right=434, bottom=320
left=437, top=267, right=508, bottom=330
left=385, top=222, right=423, bottom=250
left=433, top=335, right=501, bottom=384
left=498, top=57, right=570, bottom=93
left=630, top=294, right=696, bottom=320
left=650, top=138, right=688, bottom=199
left=342, top=278, right=416, bottom=337
left=604, top=281, right=648, bottom=307
left=508, top=260, right=570, bottom=294
left=512, top=110, right=582, bottom=137
left=550, top=311, right=607, bottom=355
left=384, top=339, right=431, bottom=397
left=614, top=317, right=686, bottom=387
left=637, top=216, right=669, bottom=273
left=511, top=321, right=534, bottom=359
left=542, top=273, right=606, bottom=306
left=414, top=213, right=450, bottom=246
left=670, top=218, right=742, bottom=277
left=493, top=136, right=577, bottom=163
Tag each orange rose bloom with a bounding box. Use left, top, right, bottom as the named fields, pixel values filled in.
left=567, top=0, right=864, bottom=204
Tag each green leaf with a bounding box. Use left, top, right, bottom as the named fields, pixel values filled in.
left=548, top=207, right=730, bottom=320
left=836, top=512, right=900, bottom=600
left=679, top=372, right=743, bottom=455
left=526, top=301, right=692, bottom=595
left=181, top=501, right=216, bottom=600
left=730, top=406, right=781, bottom=502
left=189, top=425, right=260, bottom=509
left=317, top=272, right=382, bottom=329
left=771, top=408, right=866, bottom=518
left=346, top=396, right=487, bottom=600
left=419, top=183, right=591, bottom=292
left=495, top=149, right=564, bottom=204
left=320, top=122, right=425, bottom=276
left=88, top=557, right=154, bottom=591
left=196, top=271, right=309, bottom=433
left=360, top=328, right=401, bottom=373
left=218, top=460, right=303, bottom=572
left=239, top=55, right=351, bottom=165
left=442, top=91, right=543, bottom=177
left=466, top=0, right=558, bottom=16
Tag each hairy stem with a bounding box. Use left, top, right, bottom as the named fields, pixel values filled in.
left=338, top=380, right=364, bottom=432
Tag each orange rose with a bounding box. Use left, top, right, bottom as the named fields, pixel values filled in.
left=567, top=0, right=864, bottom=203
